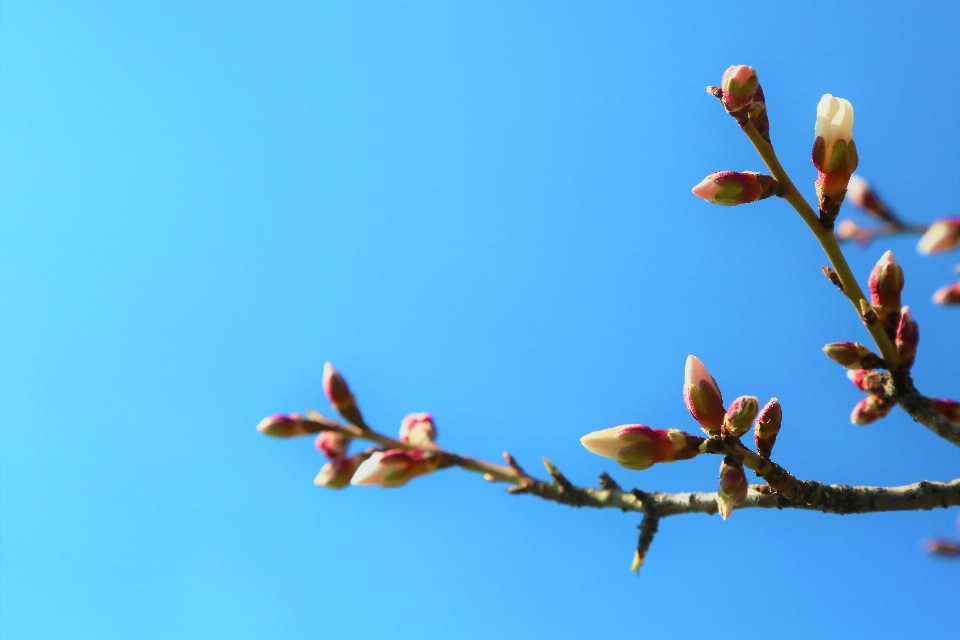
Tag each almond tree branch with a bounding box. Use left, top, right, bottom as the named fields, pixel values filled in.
left=284, top=416, right=960, bottom=517
left=737, top=120, right=902, bottom=370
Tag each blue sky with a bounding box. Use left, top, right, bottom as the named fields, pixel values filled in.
left=2, top=2, right=959, bottom=638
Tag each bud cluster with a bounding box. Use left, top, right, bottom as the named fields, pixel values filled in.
left=692, top=171, right=781, bottom=207
left=812, top=94, right=858, bottom=227
left=580, top=425, right=701, bottom=471
left=847, top=370, right=894, bottom=426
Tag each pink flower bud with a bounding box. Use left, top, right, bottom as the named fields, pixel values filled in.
left=836, top=219, right=863, bottom=241
left=847, top=369, right=886, bottom=395
left=930, top=399, right=960, bottom=424
left=845, top=175, right=895, bottom=223
left=850, top=395, right=893, bottom=426
left=692, top=171, right=780, bottom=207
left=399, top=412, right=438, bottom=447
left=580, top=425, right=700, bottom=471
left=933, top=282, right=960, bottom=305
left=720, top=65, right=759, bottom=111
left=822, top=342, right=881, bottom=369
left=322, top=362, right=354, bottom=408
left=917, top=217, right=960, bottom=255
left=314, top=452, right=372, bottom=489
left=717, top=457, right=748, bottom=520
left=754, top=398, right=782, bottom=459
left=924, top=539, right=960, bottom=557
left=868, top=250, right=904, bottom=310
left=895, top=306, right=919, bottom=369
left=257, top=413, right=318, bottom=438
left=350, top=449, right=441, bottom=488
left=315, top=430, right=351, bottom=459
left=812, top=95, right=858, bottom=225
left=723, top=396, right=759, bottom=438
left=683, top=356, right=725, bottom=436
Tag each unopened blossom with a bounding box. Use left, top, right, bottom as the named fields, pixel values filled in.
left=917, top=217, right=960, bottom=255
left=683, top=356, right=725, bottom=436
left=847, top=369, right=885, bottom=396
left=350, top=449, right=441, bottom=488
left=850, top=395, right=893, bottom=426
left=723, top=396, right=759, bottom=438
left=692, top=171, right=780, bottom=207
left=754, top=398, right=782, bottom=459
left=314, top=452, right=371, bottom=489
left=836, top=219, right=864, bottom=241
left=822, top=341, right=881, bottom=369
left=869, top=250, right=904, bottom=310
left=812, top=94, right=858, bottom=225
left=846, top=175, right=895, bottom=223
left=399, top=412, right=438, bottom=447
left=717, top=457, right=748, bottom=520
left=933, top=282, right=960, bottom=305
left=580, top=425, right=700, bottom=471
left=322, top=362, right=365, bottom=426
left=257, top=413, right=316, bottom=438
left=315, top=430, right=351, bottom=459
left=720, top=65, right=760, bottom=112
left=895, top=306, right=920, bottom=368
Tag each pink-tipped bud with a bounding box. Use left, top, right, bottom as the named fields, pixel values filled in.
left=895, top=306, right=920, bottom=369
left=322, top=362, right=365, bottom=426
left=691, top=171, right=780, bottom=207
left=314, top=452, right=371, bottom=489
left=822, top=342, right=882, bottom=370
left=723, top=396, right=759, bottom=438
left=323, top=362, right=354, bottom=408
left=924, top=539, right=960, bottom=557
left=836, top=219, right=865, bottom=241
left=930, top=399, right=960, bottom=424
left=580, top=425, right=700, bottom=471
left=812, top=95, right=858, bottom=225
left=847, top=369, right=886, bottom=396
left=917, top=217, right=960, bottom=255
left=717, top=457, right=748, bottom=520
left=257, top=413, right=319, bottom=438
left=315, top=430, right=351, bottom=459
left=933, top=282, right=960, bottom=305
left=399, top=412, right=438, bottom=447
left=850, top=395, right=893, bottom=426
left=754, top=398, right=782, bottom=459
left=350, top=449, right=441, bottom=488
left=720, top=65, right=760, bottom=111
left=868, top=250, right=904, bottom=310
left=683, top=356, right=725, bottom=436
left=846, top=175, right=895, bottom=223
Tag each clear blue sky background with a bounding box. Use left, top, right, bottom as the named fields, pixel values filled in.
left=2, top=2, right=959, bottom=638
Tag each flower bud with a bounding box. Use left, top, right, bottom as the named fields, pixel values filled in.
left=847, top=369, right=886, bottom=395
left=850, top=395, right=893, bottom=426
left=257, top=413, right=319, bottom=438
left=314, top=452, right=371, bottom=489
left=717, top=457, right=748, bottom=520
left=836, top=219, right=867, bottom=242
left=895, top=306, right=919, bottom=369
left=846, top=175, right=895, bottom=223
left=723, top=396, right=759, bottom=438
left=692, top=171, right=780, bottom=207
left=868, top=250, right=904, bottom=310
left=822, top=342, right=882, bottom=370
left=350, top=449, right=441, bottom=488
left=925, top=539, right=960, bottom=557
left=315, top=430, right=351, bottom=459
left=683, top=356, right=725, bottom=436
left=720, top=65, right=759, bottom=111
left=917, top=217, right=960, bottom=255
left=399, top=412, right=438, bottom=447
left=933, top=282, right=960, bottom=305
left=930, top=399, right=960, bottom=424
left=812, top=95, right=858, bottom=226
left=754, top=398, right=782, bottom=459
left=322, top=362, right=365, bottom=426
left=580, top=425, right=700, bottom=471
